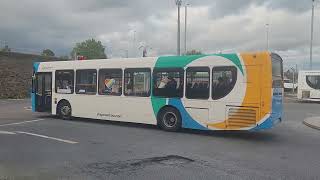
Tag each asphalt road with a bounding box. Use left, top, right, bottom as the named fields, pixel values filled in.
left=0, top=99, right=320, bottom=179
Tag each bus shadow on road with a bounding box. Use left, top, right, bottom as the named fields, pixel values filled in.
left=52, top=116, right=158, bottom=129
left=180, top=128, right=278, bottom=142
left=49, top=116, right=278, bottom=142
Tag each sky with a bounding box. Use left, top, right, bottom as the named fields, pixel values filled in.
left=0, top=0, right=320, bottom=70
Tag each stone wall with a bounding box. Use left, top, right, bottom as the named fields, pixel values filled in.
left=0, top=52, right=65, bottom=99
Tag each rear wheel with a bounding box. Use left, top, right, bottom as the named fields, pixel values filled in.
left=57, top=101, right=72, bottom=120
left=158, top=107, right=182, bottom=132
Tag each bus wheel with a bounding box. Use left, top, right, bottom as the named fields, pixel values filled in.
left=158, top=107, right=182, bottom=132
left=58, top=101, right=72, bottom=120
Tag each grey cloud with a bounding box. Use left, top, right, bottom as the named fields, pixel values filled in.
left=0, top=0, right=318, bottom=70
left=206, top=0, right=311, bottom=19
left=208, top=0, right=264, bottom=19
left=266, top=0, right=311, bottom=12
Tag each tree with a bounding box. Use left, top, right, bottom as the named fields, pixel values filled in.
left=71, top=38, right=107, bottom=60
left=41, top=49, right=55, bottom=57
left=186, top=49, right=203, bottom=55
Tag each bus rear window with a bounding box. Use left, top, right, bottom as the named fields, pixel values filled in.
left=271, top=53, right=283, bottom=88
left=306, top=75, right=320, bottom=90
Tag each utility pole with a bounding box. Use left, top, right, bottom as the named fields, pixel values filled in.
left=133, top=30, right=136, bottom=57
left=310, top=0, right=315, bottom=70
left=129, top=29, right=136, bottom=58
left=184, top=3, right=189, bottom=55
left=176, top=0, right=182, bottom=56
left=291, top=67, right=295, bottom=93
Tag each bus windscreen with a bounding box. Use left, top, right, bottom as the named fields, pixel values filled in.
left=271, top=53, right=283, bottom=88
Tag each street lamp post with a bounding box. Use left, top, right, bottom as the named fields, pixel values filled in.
left=132, top=30, right=136, bottom=58
left=291, top=67, right=296, bottom=94
left=176, top=0, right=182, bottom=56
left=184, top=3, right=189, bottom=55
left=310, top=0, right=315, bottom=70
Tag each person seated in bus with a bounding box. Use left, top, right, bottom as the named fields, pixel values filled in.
left=166, top=76, right=177, bottom=90
left=214, top=77, right=225, bottom=98
left=158, top=75, right=169, bottom=88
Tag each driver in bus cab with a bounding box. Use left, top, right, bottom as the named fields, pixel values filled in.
left=158, top=75, right=168, bottom=88
left=166, top=76, right=177, bottom=90
left=214, top=77, right=225, bottom=97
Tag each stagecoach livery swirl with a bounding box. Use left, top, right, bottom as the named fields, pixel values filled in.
left=32, top=52, right=283, bottom=131
left=151, top=52, right=283, bottom=131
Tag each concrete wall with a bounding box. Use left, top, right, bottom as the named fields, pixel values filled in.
left=0, top=52, right=65, bottom=99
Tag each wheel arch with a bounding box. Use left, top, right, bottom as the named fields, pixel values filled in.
left=56, top=99, right=71, bottom=113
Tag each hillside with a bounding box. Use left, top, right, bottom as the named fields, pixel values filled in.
left=0, top=51, right=66, bottom=99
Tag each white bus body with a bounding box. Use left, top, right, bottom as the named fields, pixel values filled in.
left=32, top=52, right=283, bottom=131
left=298, top=71, right=320, bottom=101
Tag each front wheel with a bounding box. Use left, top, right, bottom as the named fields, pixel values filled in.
left=158, top=107, right=182, bottom=132
left=58, top=102, right=72, bottom=120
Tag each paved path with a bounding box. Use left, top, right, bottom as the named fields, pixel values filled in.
left=304, top=116, right=320, bottom=130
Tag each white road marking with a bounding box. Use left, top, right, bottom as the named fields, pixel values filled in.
left=0, top=119, right=45, bottom=127
left=0, top=131, right=16, bottom=135
left=15, top=131, right=78, bottom=144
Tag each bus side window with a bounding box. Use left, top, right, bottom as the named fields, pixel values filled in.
left=76, top=69, right=97, bottom=94
left=306, top=75, right=320, bottom=90
left=98, top=69, right=122, bottom=96
left=186, top=67, right=210, bottom=99
left=124, top=68, right=151, bottom=97
left=153, top=68, right=184, bottom=98
left=212, top=66, right=237, bottom=100
left=55, top=70, right=74, bottom=94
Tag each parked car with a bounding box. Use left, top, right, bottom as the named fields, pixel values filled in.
left=284, top=79, right=297, bottom=91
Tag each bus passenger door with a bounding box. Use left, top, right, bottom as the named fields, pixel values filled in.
left=183, top=67, right=211, bottom=127
left=35, top=73, right=52, bottom=112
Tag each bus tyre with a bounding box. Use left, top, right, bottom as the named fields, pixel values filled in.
left=158, top=107, right=182, bottom=132
left=58, top=101, right=72, bottom=120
